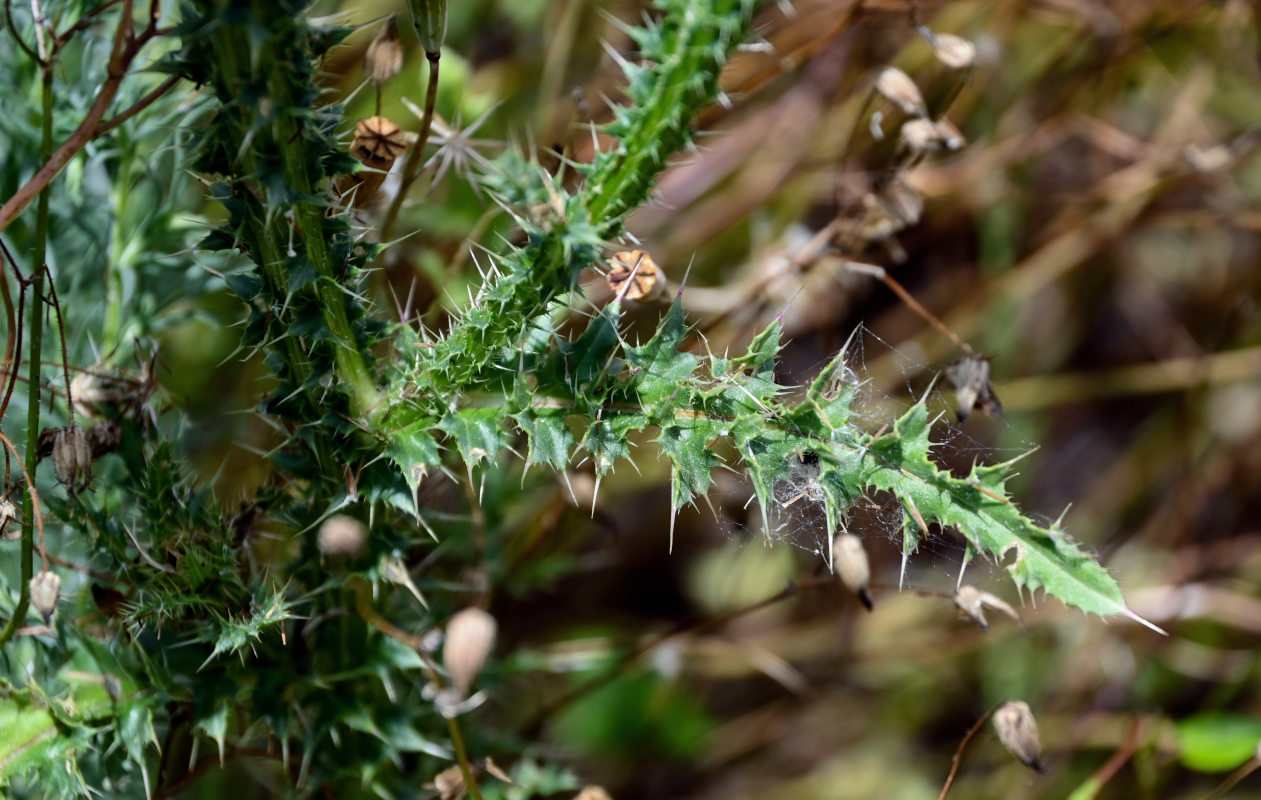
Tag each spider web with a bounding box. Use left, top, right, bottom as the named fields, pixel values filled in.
left=731, top=324, right=1040, bottom=592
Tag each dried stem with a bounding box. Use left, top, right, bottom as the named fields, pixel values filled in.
left=846, top=261, right=976, bottom=356
left=936, top=703, right=1000, bottom=800
left=380, top=51, right=441, bottom=244
left=0, top=0, right=164, bottom=234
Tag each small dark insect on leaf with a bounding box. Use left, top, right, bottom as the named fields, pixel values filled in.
left=945, top=356, right=1002, bottom=421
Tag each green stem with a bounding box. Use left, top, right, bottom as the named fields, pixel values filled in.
left=0, top=63, right=52, bottom=650
left=445, top=715, right=485, bottom=800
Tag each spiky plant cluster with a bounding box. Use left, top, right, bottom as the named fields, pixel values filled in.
left=0, top=0, right=1156, bottom=796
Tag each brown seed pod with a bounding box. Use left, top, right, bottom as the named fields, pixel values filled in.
left=833, top=533, right=873, bottom=610
left=341, top=116, right=409, bottom=209
left=444, top=607, right=497, bottom=696
left=0, top=496, right=18, bottom=541
left=29, top=570, right=61, bottom=624
left=993, top=700, right=1047, bottom=773
left=874, top=67, right=926, bottom=118
left=945, top=356, right=1002, bottom=421
left=954, top=584, right=1020, bottom=630
left=381, top=554, right=428, bottom=608
left=364, top=15, right=404, bottom=84
left=606, top=250, right=665, bottom=302
left=919, top=31, right=977, bottom=119
left=53, top=426, right=94, bottom=492
left=318, top=514, right=367, bottom=557
left=351, top=116, right=408, bottom=168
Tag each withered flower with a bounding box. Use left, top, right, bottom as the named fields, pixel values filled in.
left=53, top=426, right=94, bottom=492
left=444, top=607, right=497, bottom=696
left=833, top=533, right=873, bottom=610
left=318, top=514, right=367, bottom=557
left=30, top=570, right=61, bottom=624
left=875, top=67, right=926, bottom=118
left=945, top=356, right=1002, bottom=421
left=954, top=584, right=1020, bottom=630
left=0, top=496, right=18, bottom=541
left=993, top=700, right=1047, bottom=773
left=365, top=16, right=403, bottom=83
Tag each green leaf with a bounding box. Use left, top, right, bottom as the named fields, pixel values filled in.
left=514, top=408, right=575, bottom=471
left=625, top=299, right=700, bottom=408
left=0, top=681, right=61, bottom=782
left=439, top=408, right=507, bottom=465
left=1176, top=713, right=1261, bottom=772
left=658, top=417, right=724, bottom=550
left=386, top=422, right=442, bottom=490
left=864, top=404, right=1141, bottom=620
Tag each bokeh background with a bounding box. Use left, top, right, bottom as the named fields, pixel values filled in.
left=48, top=0, right=1261, bottom=797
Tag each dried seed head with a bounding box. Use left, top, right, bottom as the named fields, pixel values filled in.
left=381, top=554, right=428, bottom=609
left=444, top=607, right=497, bottom=696
left=606, top=250, right=666, bottom=302
left=0, top=496, right=18, bottom=541
left=875, top=67, right=926, bottom=118
left=318, top=514, right=367, bottom=557
left=833, top=533, right=873, bottom=610
left=406, top=0, right=448, bottom=55
left=88, top=419, right=123, bottom=457
left=876, top=177, right=923, bottom=228
left=900, top=118, right=966, bottom=157
left=993, top=700, right=1046, bottom=773
left=53, top=426, right=94, bottom=492
left=945, top=356, right=1002, bottom=421
left=574, top=788, right=614, bottom=800
left=352, top=116, right=408, bottom=169
left=930, top=33, right=977, bottom=70
left=934, top=118, right=966, bottom=151
left=365, top=15, right=404, bottom=83
left=30, top=570, right=61, bottom=624
left=954, top=584, right=1021, bottom=630
left=430, top=764, right=466, bottom=800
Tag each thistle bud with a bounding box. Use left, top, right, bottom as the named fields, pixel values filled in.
left=406, top=0, right=448, bottom=55
left=606, top=250, right=666, bottom=302
left=53, top=426, right=94, bottom=492
left=444, top=607, right=497, bottom=696
left=318, top=514, right=367, bottom=557
left=29, top=570, right=61, bottom=624
left=992, top=700, right=1046, bottom=773
left=874, top=67, right=926, bottom=118
left=365, top=16, right=404, bottom=83
left=833, top=533, right=873, bottom=610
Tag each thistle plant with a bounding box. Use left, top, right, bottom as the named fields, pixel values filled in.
left=0, top=0, right=1162, bottom=797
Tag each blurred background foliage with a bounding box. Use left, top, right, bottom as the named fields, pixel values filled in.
left=3, top=0, right=1261, bottom=798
